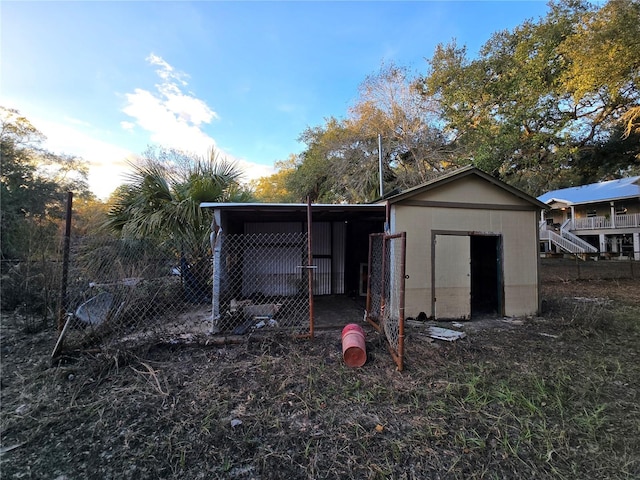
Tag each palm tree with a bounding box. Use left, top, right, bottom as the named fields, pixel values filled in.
left=105, top=147, right=253, bottom=301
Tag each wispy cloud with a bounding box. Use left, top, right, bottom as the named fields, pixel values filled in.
left=122, top=54, right=218, bottom=154
left=122, top=54, right=275, bottom=183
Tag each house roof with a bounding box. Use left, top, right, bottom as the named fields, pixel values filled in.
left=383, top=165, right=548, bottom=209
left=537, top=176, right=640, bottom=206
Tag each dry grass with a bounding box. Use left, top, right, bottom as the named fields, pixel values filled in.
left=1, top=275, right=640, bottom=479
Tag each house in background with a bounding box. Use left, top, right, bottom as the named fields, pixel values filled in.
left=537, top=176, right=640, bottom=260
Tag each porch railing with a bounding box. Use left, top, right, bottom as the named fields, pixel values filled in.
left=541, top=229, right=596, bottom=254
left=570, top=213, right=640, bottom=231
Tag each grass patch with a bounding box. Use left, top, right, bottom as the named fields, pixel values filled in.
left=1, top=279, right=639, bottom=479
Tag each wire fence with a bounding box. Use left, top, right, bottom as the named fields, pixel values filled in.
left=213, top=232, right=311, bottom=335
left=366, top=232, right=407, bottom=371
left=1, top=258, right=62, bottom=333
left=55, top=236, right=206, bottom=354
left=48, top=231, right=312, bottom=355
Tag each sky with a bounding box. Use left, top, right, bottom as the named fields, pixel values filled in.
left=1, top=1, right=551, bottom=199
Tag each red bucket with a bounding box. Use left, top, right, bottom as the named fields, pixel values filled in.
left=341, top=323, right=367, bottom=367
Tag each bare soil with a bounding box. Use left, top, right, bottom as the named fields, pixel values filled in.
left=1, top=264, right=639, bottom=479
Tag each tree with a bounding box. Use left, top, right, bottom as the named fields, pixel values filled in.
left=0, top=107, right=90, bottom=260
left=251, top=155, right=297, bottom=202
left=559, top=0, right=640, bottom=140
left=350, top=64, right=457, bottom=187
left=421, top=0, right=640, bottom=194
left=105, top=146, right=253, bottom=301
left=106, top=146, right=251, bottom=243
left=283, top=64, right=460, bottom=203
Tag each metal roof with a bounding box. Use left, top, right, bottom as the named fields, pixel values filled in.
left=537, top=176, right=640, bottom=206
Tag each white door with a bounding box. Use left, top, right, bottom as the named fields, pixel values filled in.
left=434, top=234, right=471, bottom=319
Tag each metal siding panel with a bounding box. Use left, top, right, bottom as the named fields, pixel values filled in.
left=312, top=222, right=331, bottom=255
left=332, top=221, right=346, bottom=294
left=314, top=258, right=332, bottom=295
left=242, top=246, right=301, bottom=297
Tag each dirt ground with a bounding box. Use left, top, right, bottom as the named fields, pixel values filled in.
left=1, top=264, right=639, bottom=479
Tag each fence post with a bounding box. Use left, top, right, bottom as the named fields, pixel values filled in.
left=307, top=197, right=314, bottom=339
left=57, top=192, right=73, bottom=333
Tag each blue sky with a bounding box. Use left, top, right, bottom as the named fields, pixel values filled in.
left=2, top=1, right=551, bottom=199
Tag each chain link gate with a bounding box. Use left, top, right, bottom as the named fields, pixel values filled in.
left=365, top=232, right=407, bottom=371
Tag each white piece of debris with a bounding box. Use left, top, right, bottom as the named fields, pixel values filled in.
left=231, top=419, right=243, bottom=428
left=428, top=326, right=466, bottom=342
left=0, top=443, right=25, bottom=456
left=500, top=317, right=524, bottom=326
left=539, top=332, right=559, bottom=339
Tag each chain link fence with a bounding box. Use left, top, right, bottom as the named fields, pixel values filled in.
left=213, top=232, right=311, bottom=335
left=1, top=258, right=62, bottom=333
left=53, top=232, right=312, bottom=355
left=366, top=232, right=406, bottom=371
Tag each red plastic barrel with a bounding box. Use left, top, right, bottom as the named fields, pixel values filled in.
left=341, top=323, right=367, bottom=367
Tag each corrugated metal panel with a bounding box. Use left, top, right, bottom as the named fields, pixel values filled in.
left=313, top=258, right=332, bottom=295
left=312, top=222, right=331, bottom=255
left=332, top=221, right=346, bottom=294
left=244, top=222, right=302, bottom=234
left=242, top=246, right=302, bottom=297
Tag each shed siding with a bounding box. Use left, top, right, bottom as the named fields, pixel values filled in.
left=409, top=175, right=534, bottom=206
left=392, top=205, right=539, bottom=319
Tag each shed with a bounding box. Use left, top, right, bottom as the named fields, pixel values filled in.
left=385, top=166, right=547, bottom=319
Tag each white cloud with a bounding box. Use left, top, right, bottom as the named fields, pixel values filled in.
left=235, top=159, right=275, bottom=182
left=32, top=117, right=136, bottom=200
left=146, top=53, right=188, bottom=85
left=122, top=54, right=273, bottom=183
left=122, top=55, right=219, bottom=155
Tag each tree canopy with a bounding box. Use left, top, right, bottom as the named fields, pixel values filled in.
left=0, top=107, right=90, bottom=260
left=421, top=0, right=640, bottom=194
left=259, top=0, right=639, bottom=201
left=105, top=146, right=253, bottom=253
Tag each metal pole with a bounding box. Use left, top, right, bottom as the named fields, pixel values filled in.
left=378, top=134, right=384, bottom=198
left=397, top=232, right=407, bottom=372
left=57, top=191, right=73, bottom=333
left=307, top=197, right=314, bottom=339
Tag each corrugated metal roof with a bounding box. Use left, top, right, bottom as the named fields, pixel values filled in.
left=537, top=176, right=640, bottom=206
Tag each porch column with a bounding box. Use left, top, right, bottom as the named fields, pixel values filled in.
left=610, top=202, right=616, bottom=228
left=599, top=234, right=607, bottom=255
left=634, top=232, right=640, bottom=261
left=570, top=206, right=575, bottom=226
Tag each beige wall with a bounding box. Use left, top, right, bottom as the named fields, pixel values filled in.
left=390, top=176, right=540, bottom=319
left=407, top=175, right=535, bottom=206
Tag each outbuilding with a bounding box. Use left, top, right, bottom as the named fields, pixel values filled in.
left=201, top=166, right=546, bottom=329
left=385, top=166, right=547, bottom=319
